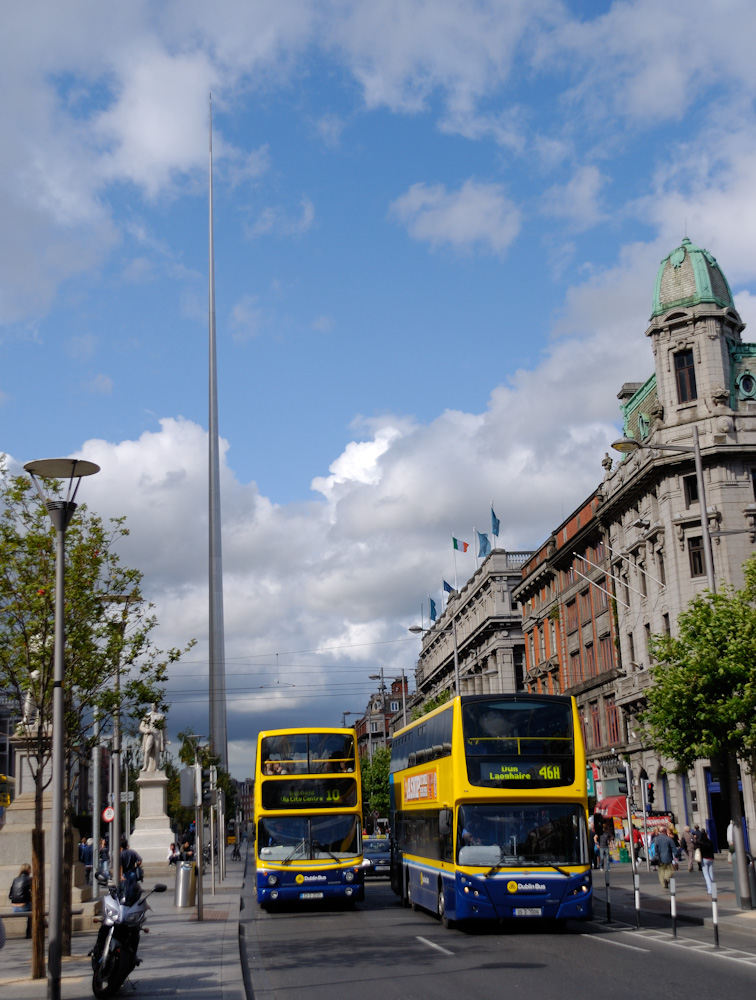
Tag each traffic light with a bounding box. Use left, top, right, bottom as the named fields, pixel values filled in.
left=647, top=781, right=655, bottom=804
left=202, top=768, right=213, bottom=806
left=617, top=764, right=629, bottom=796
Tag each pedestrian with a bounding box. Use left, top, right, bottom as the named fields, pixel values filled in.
left=726, top=819, right=735, bottom=863
left=99, top=837, right=110, bottom=879
left=652, top=825, right=677, bottom=889
left=9, top=863, right=32, bottom=938
left=82, top=837, right=94, bottom=884
left=698, top=829, right=715, bottom=894
left=598, top=827, right=614, bottom=870
left=692, top=824, right=702, bottom=870
left=681, top=825, right=697, bottom=872
left=167, top=842, right=180, bottom=865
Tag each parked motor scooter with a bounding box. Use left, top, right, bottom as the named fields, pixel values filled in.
left=90, top=870, right=167, bottom=998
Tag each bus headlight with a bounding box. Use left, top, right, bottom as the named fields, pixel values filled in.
left=345, top=887, right=354, bottom=896
left=568, top=875, right=591, bottom=896
left=267, top=874, right=279, bottom=886
left=270, top=890, right=279, bottom=900
left=344, top=871, right=355, bottom=882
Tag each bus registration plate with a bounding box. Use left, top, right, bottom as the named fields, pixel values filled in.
left=300, top=891, right=324, bottom=899
left=514, top=907, right=542, bottom=917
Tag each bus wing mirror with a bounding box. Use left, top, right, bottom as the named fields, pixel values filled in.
left=439, top=809, right=452, bottom=836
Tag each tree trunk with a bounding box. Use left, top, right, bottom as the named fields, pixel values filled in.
left=31, top=786, right=46, bottom=979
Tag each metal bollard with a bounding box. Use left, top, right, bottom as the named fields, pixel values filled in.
left=604, top=864, right=612, bottom=924
left=669, top=876, right=676, bottom=937
left=633, top=872, right=641, bottom=928
left=711, top=881, right=719, bottom=949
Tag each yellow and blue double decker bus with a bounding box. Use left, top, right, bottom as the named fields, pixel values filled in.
left=389, top=694, right=592, bottom=927
left=254, top=728, right=364, bottom=908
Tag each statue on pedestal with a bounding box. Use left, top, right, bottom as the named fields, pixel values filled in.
left=139, top=704, right=165, bottom=773
left=16, top=669, right=42, bottom=733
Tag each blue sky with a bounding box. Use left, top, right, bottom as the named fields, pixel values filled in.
left=4, top=0, right=756, bottom=775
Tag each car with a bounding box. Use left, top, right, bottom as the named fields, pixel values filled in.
left=362, top=837, right=391, bottom=878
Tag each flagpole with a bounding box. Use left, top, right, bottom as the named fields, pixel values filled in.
left=452, top=534, right=458, bottom=590
left=473, top=528, right=479, bottom=570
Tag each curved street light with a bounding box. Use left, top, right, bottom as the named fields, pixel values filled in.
left=25, top=458, right=99, bottom=1000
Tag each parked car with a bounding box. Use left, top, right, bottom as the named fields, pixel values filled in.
left=362, top=838, right=391, bottom=878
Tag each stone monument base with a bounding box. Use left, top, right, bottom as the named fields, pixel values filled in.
left=128, top=770, right=174, bottom=868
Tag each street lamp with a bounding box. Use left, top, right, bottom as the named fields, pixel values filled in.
left=612, top=427, right=715, bottom=592
left=409, top=619, right=460, bottom=696
left=25, top=457, right=100, bottom=1000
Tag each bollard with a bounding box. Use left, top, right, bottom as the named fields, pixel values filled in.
left=633, top=872, right=641, bottom=929
left=604, top=864, right=612, bottom=924
left=669, top=876, right=676, bottom=937
left=711, top=881, right=719, bottom=949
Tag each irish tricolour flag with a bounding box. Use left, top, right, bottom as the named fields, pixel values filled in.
left=452, top=537, right=469, bottom=552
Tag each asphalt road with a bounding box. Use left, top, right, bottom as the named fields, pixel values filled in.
left=240, top=877, right=756, bottom=1000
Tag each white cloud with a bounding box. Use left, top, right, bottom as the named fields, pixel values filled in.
left=90, top=374, right=113, bottom=394
left=389, top=179, right=521, bottom=254
left=541, top=165, right=607, bottom=230
left=247, top=197, right=316, bottom=239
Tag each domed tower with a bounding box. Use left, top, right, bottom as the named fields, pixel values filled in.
left=646, top=237, right=746, bottom=433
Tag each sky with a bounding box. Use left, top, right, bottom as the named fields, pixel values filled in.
left=4, top=0, right=756, bottom=778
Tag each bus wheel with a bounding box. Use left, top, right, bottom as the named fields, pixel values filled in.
left=438, top=885, right=453, bottom=930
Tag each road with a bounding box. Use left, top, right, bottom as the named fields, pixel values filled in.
left=240, top=876, right=756, bottom=1000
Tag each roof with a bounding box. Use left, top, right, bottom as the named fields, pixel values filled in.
left=651, top=237, right=735, bottom=318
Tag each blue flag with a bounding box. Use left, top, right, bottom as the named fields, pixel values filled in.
left=491, top=507, right=500, bottom=537
left=443, top=580, right=454, bottom=594
left=429, top=598, right=437, bottom=621
left=478, top=531, right=491, bottom=558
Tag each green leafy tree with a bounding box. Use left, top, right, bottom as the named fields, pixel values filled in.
left=644, top=555, right=756, bottom=906
left=410, top=689, right=450, bottom=721
left=0, top=466, right=191, bottom=974
left=361, top=747, right=391, bottom=828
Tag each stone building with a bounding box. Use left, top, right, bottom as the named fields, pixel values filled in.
left=518, top=237, right=756, bottom=850
left=412, top=549, right=531, bottom=704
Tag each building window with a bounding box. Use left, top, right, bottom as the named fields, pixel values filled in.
left=662, top=613, right=671, bottom=636
left=371, top=722, right=381, bottom=733
left=638, top=564, right=647, bottom=598
left=579, top=590, right=592, bottom=622
left=675, top=349, right=697, bottom=403
left=683, top=474, right=698, bottom=507
left=566, top=601, right=578, bottom=632
left=644, top=623, right=652, bottom=661
left=606, top=696, right=620, bottom=745
left=538, top=626, right=546, bottom=663
left=657, top=550, right=666, bottom=586
left=590, top=702, right=601, bottom=749
left=599, top=634, right=613, bottom=673
left=584, top=643, right=596, bottom=678
left=688, top=536, right=705, bottom=577
left=595, top=578, right=608, bottom=611
left=627, top=631, right=636, bottom=665
left=389, top=700, right=399, bottom=713
left=570, top=649, right=582, bottom=686
left=595, top=538, right=605, bottom=561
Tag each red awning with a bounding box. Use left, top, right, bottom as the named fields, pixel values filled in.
left=597, top=795, right=628, bottom=818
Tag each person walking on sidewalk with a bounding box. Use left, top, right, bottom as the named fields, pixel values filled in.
left=653, top=825, right=677, bottom=889
left=681, top=825, right=697, bottom=872
left=698, top=828, right=715, bottom=894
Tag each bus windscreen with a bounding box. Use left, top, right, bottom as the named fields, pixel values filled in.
left=457, top=803, right=588, bottom=868
left=260, top=733, right=356, bottom=774
left=462, top=699, right=574, bottom=788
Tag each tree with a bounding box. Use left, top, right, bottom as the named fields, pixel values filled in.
left=0, top=466, right=192, bottom=974
left=361, top=747, right=390, bottom=828
left=410, top=689, right=450, bottom=721
left=644, top=555, right=756, bottom=908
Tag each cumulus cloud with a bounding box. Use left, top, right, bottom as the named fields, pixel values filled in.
left=389, top=179, right=521, bottom=254
left=541, top=165, right=607, bottom=230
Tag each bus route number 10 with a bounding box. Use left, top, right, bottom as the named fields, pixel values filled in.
left=326, top=789, right=341, bottom=802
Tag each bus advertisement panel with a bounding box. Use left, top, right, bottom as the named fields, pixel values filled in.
left=389, top=694, right=592, bottom=927
left=254, top=728, right=364, bottom=907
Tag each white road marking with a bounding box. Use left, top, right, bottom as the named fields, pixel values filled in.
left=585, top=934, right=649, bottom=952
left=416, top=936, right=455, bottom=956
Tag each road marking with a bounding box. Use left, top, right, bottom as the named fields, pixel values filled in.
left=416, top=936, right=454, bottom=956
left=626, top=929, right=756, bottom=967
left=585, top=934, right=649, bottom=952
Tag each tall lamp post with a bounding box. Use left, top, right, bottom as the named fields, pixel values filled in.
left=409, top=620, right=460, bottom=696
left=25, top=458, right=100, bottom=1000
left=611, top=427, right=715, bottom=592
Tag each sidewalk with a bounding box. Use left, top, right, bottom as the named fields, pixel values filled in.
left=592, top=854, right=756, bottom=939
left=0, top=850, right=248, bottom=999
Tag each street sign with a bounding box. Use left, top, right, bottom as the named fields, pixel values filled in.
left=120, top=791, right=135, bottom=802
left=102, top=806, right=115, bottom=823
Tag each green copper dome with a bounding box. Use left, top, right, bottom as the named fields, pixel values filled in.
left=652, top=237, right=735, bottom=318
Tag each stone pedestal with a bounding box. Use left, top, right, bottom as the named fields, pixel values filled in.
left=128, top=770, right=174, bottom=868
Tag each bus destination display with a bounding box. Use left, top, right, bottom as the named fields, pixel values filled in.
left=470, top=759, right=573, bottom=787
left=261, top=777, right=357, bottom=810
